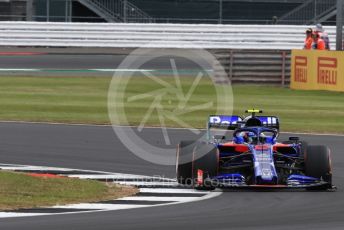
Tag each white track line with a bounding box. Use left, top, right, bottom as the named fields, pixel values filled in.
left=0, top=68, right=40, bottom=71
left=139, top=188, right=208, bottom=194
left=0, top=163, right=174, bottom=181
left=0, top=164, right=222, bottom=219
left=52, top=203, right=150, bottom=210
left=66, top=174, right=175, bottom=181
left=0, top=121, right=343, bottom=137
left=117, top=196, right=200, bottom=202
left=0, top=213, right=45, bottom=218
left=116, top=181, right=180, bottom=187
left=0, top=191, right=222, bottom=219
left=0, top=166, right=72, bottom=171
left=0, top=68, right=154, bottom=72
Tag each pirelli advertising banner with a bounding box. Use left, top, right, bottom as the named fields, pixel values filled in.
left=291, top=50, right=344, bottom=92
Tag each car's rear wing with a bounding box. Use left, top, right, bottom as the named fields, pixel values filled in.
left=208, top=115, right=280, bottom=130
left=208, top=115, right=243, bottom=130
left=254, top=116, right=280, bottom=130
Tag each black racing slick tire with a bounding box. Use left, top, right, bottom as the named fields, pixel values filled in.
left=176, top=140, right=197, bottom=185
left=192, top=142, right=219, bottom=190
left=305, top=145, right=332, bottom=189
left=300, top=141, right=308, bottom=158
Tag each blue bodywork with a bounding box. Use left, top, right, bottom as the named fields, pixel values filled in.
left=206, top=115, right=327, bottom=188
left=252, top=143, right=278, bottom=184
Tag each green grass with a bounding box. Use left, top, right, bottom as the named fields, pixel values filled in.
left=0, top=171, right=137, bottom=211
left=0, top=76, right=343, bottom=133
left=0, top=76, right=110, bottom=124
left=232, top=85, right=344, bottom=133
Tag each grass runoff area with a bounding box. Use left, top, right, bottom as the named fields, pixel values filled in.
left=0, top=171, right=137, bottom=211
left=0, top=76, right=343, bottom=133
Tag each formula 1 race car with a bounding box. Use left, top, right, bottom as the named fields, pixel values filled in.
left=176, top=109, right=334, bottom=190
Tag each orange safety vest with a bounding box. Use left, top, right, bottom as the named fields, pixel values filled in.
left=312, top=38, right=326, bottom=50
left=317, top=39, right=326, bottom=50
left=316, top=31, right=330, bottom=50
left=304, top=37, right=313, bottom=49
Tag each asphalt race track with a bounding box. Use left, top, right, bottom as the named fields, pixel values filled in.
left=0, top=122, right=343, bottom=230
left=0, top=54, right=210, bottom=71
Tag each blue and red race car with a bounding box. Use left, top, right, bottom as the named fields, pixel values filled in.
left=176, top=109, right=334, bottom=190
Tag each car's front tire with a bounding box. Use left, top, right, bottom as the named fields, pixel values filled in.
left=304, top=145, right=332, bottom=190
left=300, top=141, right=308, bottom=157
left=192, top=142, right=219, bottom=190
left=176, top=140, right=197, bottom=185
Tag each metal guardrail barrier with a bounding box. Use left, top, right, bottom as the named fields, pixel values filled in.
left=0, top=21, right=335, bottom=84
left=213, top=50, right=290, bottom=85
left=0, top=21, right=337, bottom=50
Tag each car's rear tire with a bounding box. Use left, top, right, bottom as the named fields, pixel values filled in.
left=192, top=142, right=219, bottom=190
left=300, top=141, right=308, bottom=157
left=304, top=145, right=332, bottom=190
left=176, top=140, right=197, bottom=185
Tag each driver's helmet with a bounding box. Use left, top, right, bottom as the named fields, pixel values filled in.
left=238, top=131, right=256, bottom=144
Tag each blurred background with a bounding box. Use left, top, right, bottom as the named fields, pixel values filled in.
left=0, top=0, right=340, bottom=25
